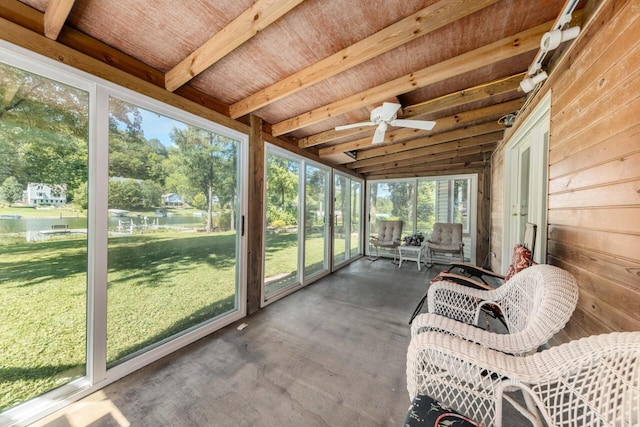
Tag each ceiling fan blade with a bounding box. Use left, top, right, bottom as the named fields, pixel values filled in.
left=379, top=102, right=402, bottom=121
left=335, top=121, right=377, bottom=131
left=372, top=125, right=386, bottom=144
left=390, top=119, right=436, bottom=131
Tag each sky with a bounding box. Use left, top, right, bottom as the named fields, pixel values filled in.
left=138, top=108, right=187, bottom=147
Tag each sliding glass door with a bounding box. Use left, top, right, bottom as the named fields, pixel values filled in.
left=106, top=97, right=243, bottom=367
left=0, top=43, right=247, bottom=423
left=333, top=172, right=363, bottom=268
left=304, top=164, right=330, bottom=278
left=0, top=60, right=90, bottom=413
left=264, top=150, right=301, bottom=297
left=263, top=146, right=332, bottom=304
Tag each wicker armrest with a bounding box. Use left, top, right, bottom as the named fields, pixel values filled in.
left=408, top=331, right=640, bottom=427
left=410, top=312, right=545, bottom=355
left=426, top=280, right=491, bottom=322
left=407, top=331, right=513, bottom=425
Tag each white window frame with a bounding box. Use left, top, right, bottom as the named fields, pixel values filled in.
left=366, top=174, right=478, bottom=264
left=0, top=39, right=248, bottom=426
left=261, top=144, right=334, bottom=307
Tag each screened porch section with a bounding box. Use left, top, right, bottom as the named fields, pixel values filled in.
left=367, top=176, right=476, bottom=265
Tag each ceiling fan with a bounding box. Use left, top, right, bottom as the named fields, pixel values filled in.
left=335, top=102, right=436, bottom=144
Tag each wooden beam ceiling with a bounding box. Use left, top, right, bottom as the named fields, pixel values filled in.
left=348, top=129, right=503, bottom=170
left=43, top=0, right=75, bottom=40
left=353, top=139, right=499, bottom=174
left=165, top=0, right=304, bottom=92
left=403, top=72, right=526, bottom=118
left=318, top=98, right=522, bottom=158
left=299, top=72, right=525, bottom=149
left=1, top=0, right=571, bottom=179
left=229, top=0, right=500, bottom=119
left=271, top=20, right=552, bottom=136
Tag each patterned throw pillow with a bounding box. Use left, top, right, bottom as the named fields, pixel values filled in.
left=403, top=395, right=480, bottom=426
left=504, top=244, right=535, bottom=282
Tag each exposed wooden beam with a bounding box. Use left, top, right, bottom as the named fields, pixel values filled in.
left=247, top=115, right=264, bottom=315
left=318, top=98, right=522, bottom=157
left=403, top=72, right=526, bottom=118
left=365, top=153, right=486, bottom=173
left=272, top=20, right=551, bottom=136
left=356, top=121, right=503, bottom=161
left=321, top=152, right=357, bottom=165
left=299, top=126, right=374, bottom=149
left=165, top=0, right=304, bottom=92
left=381, top=160, right=486, bottom=175
left=0, top=1, right=230, bottom=116
left=230, top=0, right=500, bottom=118
left=367, top=167, right=485, bottom=180
left=355, top=143, right=497, bottom=173
left=44, top=0, right=75, bottom=40
left=349, top=130, right=502, bottom=169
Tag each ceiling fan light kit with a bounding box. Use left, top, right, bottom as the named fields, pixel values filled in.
left=335, top=102, right=435, bottom=144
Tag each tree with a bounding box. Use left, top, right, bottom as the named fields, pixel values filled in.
left=140, top=180, right=162, bottom=209
left=0, top=63, right=89, bottom=197
left=109, top=179, right=143, bottom=209
left=388, top=182, right=414, bottom=221
left=73, top=181, right=89, bottom=210
left=171, top=126, right=217, bottom=232
left=266, top=155, right=298, bottom=214
left=210, top=137, right=238, bottom=230
left=0, top=176, right=23, bottom=206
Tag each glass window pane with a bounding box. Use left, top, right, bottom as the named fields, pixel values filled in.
left=453, top=179, right=470, bottom=233
left=350, top=181, right=361, bottom=256
left=417, top=181, right=436, bottom=235
left=369, top=181, right=414, bottom=257
left=333, top=174, right=348, bottom=265
left=107, top=98, right=240, bottom=366
left=0, top=63, right=88, bottom=410
left=264, top=152, right=300, bottom=296
left=304, top=165, right=328, bottom=278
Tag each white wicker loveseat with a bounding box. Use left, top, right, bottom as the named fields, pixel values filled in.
left=407, top=331, right=640, bottom=426
left=411, top=264, right=579, bottom=355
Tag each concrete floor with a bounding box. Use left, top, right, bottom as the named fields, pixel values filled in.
left=32, top=258, right=435, bottom=427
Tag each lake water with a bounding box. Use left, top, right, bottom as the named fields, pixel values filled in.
left=0, top=215, right=205, bottom=241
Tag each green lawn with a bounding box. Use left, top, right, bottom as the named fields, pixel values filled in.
left=0, top=230, right=239, bottom=411
left=0, top=205, right=84, bottom=218
left=0, top=228, right=337, bottom=412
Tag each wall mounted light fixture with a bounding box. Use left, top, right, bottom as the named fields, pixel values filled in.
left=520, top=0, right=581, bottom=95
left=520, top=71, right=549, bottom=93
left=540, top=26, right=581, bottom=51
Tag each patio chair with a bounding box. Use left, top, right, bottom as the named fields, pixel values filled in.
left=440, top=222, right=537, bottom=290
left=408, top=223, right=539, bottom=326
left=369, top=220, right=403, bottom=262
left=407, top=331, right=640, bottom=427
left=410, top=265, right=579, bottom=355
left=425, top=222, right=464, bottom=267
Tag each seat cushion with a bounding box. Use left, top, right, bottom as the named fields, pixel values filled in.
left=403, top=395, right=480, bottom=427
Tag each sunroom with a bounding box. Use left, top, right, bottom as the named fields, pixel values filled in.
left=0, top=0, right=638, bottom=425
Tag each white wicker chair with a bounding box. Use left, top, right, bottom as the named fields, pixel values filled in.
left=411, top=265, right=579, bottom=355
left=407, top=331, right=640, bottom=427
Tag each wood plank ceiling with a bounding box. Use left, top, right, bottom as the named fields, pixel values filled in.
left=9, top=0, right=577, bottom=178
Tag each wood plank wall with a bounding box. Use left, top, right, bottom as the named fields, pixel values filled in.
left=492, top=0, right=640, bottom=345
left=547, top=0, right=640, bottom=342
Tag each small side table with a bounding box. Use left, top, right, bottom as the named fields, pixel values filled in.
left=398, top=243, right=427, bottom=271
